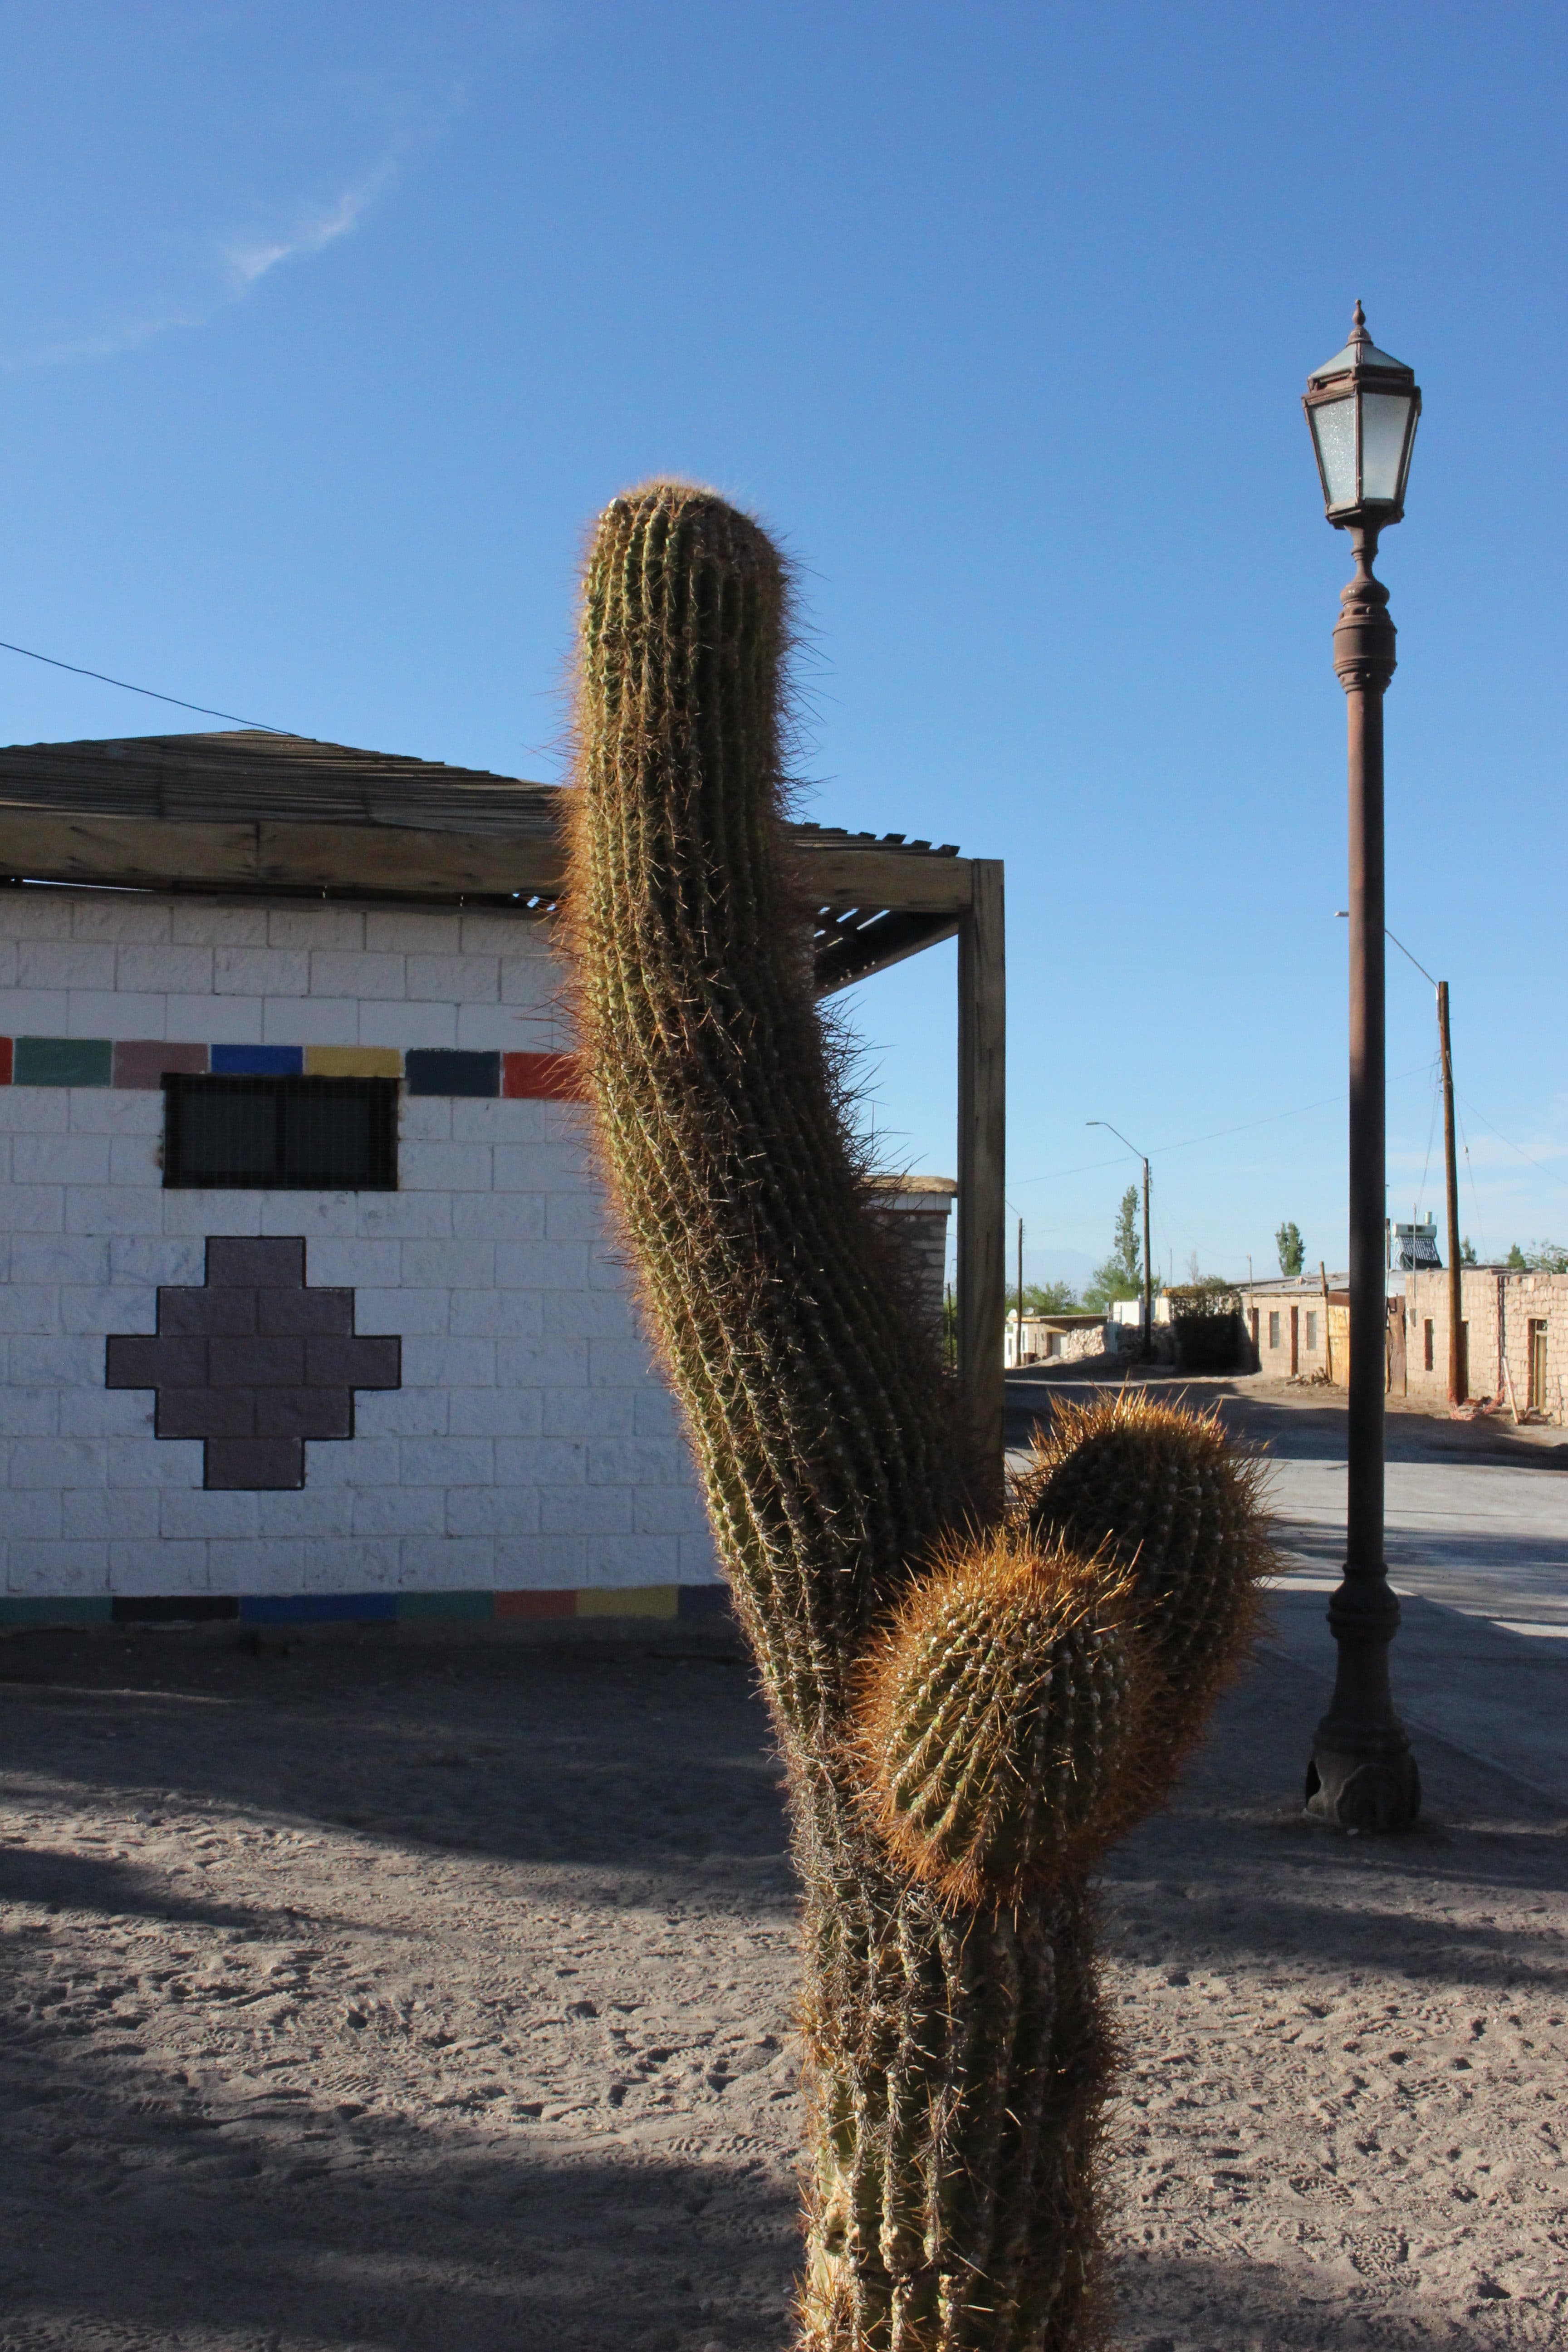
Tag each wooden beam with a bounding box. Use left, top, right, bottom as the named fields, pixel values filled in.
left=0, top=814, right=263, bottom=889
left=0, top=813, right=566, bottom=901
left=253, top=823, right=562, bottom=897
left=812, top=913, right=962, bottom=997
left=0, top=812, right=974, bottom=916
left=790, top=843, right=973, bottom=914
left=956, top=858, right=1006, bottom=1499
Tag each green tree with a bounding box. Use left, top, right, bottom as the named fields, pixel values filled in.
left=1527, top=1239, right=1568, bottom=1273
left=1022, top=1279, right=1081, bottom=1315
left=1461, top=1236, right=1477, bottom=1266
left=1083, top=1186, right=1142, bottom=1310
left=1276, top=1220, right=1305, bottom=1277
left=1506, top=1243, right=1528, bottom=1270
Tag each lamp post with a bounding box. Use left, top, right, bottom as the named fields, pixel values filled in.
left=1087, top=1122, right=1152, bottom=1361
left=1302, top=303, right=1422, bottom=1830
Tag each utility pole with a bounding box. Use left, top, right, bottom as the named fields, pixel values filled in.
left=1141, top=1156, right=1152, bottom=1362
left=1016, top=1216, right=1024, bottom=1363
left=1438, top=980, right=1464, bottom=1405
left=1376, top=918, right=1464, bottom=1406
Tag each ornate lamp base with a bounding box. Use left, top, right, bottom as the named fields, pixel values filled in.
left=1306, top=1732, right=1421, bottom=1831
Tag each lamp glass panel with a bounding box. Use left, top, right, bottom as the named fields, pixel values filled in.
left=1311, top=395, right=1357, bottom=510
left=1361, top=393, right=1415, bottom=504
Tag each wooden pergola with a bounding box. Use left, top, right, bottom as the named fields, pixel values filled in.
left=0, top=730, right=1006, bottom=1473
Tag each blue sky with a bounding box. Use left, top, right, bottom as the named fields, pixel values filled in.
left=2, top=3, right=1564, bottom=1288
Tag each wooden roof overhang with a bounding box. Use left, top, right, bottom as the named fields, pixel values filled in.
left=0, top=731, right=970, bottom=996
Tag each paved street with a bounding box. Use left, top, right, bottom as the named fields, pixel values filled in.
left=1007, top=1371, right=1568, bottom=1805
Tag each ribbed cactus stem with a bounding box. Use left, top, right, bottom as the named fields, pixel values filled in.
left=858, top=1533, right=1138, bottom=1910
left=1015, top=1390, right=1271, bottom=1809
left=568, top=482, right=972, bottom=1749
left=566, top=481, right=1268, bottom=2352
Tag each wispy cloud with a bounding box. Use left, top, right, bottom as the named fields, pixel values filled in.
left=219, top=151, right=402, bottom=292
left=5, top=309, right=206, bottom=372
left=1, top=86, right=456, bottom=373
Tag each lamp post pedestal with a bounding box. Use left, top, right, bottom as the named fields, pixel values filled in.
left=1307, top=526, right=1420, bottom=1831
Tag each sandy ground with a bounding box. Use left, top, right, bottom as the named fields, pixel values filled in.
left=2, top=1612, right=1564, bottom=2352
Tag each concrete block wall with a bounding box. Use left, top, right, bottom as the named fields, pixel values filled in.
left=0, top=887, right=722, bottom=1613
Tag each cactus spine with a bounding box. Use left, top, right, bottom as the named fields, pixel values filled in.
left=566, top=481, right=1267, bottom=2350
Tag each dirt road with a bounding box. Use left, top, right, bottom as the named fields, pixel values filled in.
left=1, top=1613, right=1564, bottom=2350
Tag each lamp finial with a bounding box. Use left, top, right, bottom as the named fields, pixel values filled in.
left=1351, top=299, right=1367, bottom=334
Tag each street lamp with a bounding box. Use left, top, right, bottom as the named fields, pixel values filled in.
left=1086, top=1122, right=1152, bottom=1362
left=1302, top=304, right=1422, bottom=1831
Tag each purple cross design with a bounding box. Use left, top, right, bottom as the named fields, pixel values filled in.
left=106, top=1237, right=400, bottom=1490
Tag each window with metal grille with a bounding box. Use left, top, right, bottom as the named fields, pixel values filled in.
left=1305, top=1311, right=1318, bottom=1351
left=162, top=1075, right=398, bottom=1191
left=1268, top=1311, right=1281, bottom=1349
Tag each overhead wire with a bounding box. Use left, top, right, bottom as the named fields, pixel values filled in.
left=1413, top=1051, right=1441, bottom=1224
left=1456, top=1102, right=1490, bottom=1263
left=1010, top=1060, right=1436, bottom=1190
left=1453, top=1087, right=1568, bottom=1196
left=0, top=635, right=289, bottom=735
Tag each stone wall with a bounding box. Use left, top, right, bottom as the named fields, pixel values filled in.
left=1404, top=1265, right=1568, bottom=1421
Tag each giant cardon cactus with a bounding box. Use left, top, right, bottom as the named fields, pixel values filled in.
left=565, top=481, right=1270, bottom=2351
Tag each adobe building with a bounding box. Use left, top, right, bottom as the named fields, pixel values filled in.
left=1403, top=1263, right=1565, bottom=1420
left=1239, top=1264, right=1564, bottom=1422
left=1240, top=1275, right=1350, bottom=1382
left=0, top=731, right=1004, bottom=1634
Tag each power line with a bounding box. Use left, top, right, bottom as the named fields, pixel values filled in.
left=1453, top=1087, right=1568, bottom=1196
left=0, top=636, right=289, bottom=735
left=1456, top=1104, right=1489, bottom=1262
left=1010, top=1061, right=1435, bottom=1190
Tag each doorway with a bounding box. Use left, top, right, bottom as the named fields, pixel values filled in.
left=1529, top=1319, right=1548, bottom=1414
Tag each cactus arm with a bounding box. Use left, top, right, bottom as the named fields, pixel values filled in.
left=1014, top=1391, right=1272, bottom=1810
left=856, top=1534, right=1139, bottom=1911
left=568, top=485, right=972, bottom=1740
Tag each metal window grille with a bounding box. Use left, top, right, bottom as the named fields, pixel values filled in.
left=162, top=1075, right=398, bottom=1191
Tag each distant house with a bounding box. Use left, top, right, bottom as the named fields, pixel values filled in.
left=1239, top=1265, right=1565, bottom=1422
left=1238, top=1275, right=1349, bottom=1382
left=1404, top=1264, right=1565, bottom=1420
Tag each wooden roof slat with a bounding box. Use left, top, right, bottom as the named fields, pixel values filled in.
left=0, top=730, right=975, bottom=984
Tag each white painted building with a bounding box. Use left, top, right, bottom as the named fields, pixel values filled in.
left=0, top=731, right=988, bottom=1633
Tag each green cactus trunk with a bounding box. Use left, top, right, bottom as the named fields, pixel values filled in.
left=567, top=483, right=1115, bottom=2349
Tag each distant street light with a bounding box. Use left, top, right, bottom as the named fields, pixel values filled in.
left=1087, top=1122, right=1152, bottom=1361
left=1302, top=305, right=1422, bottom=1832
